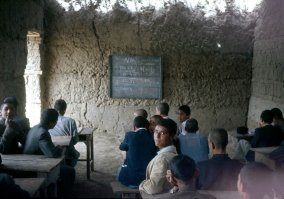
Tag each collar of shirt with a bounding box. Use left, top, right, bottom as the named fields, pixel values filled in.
left=181, top=120, right=187, bottom=135
left=157, top=145, right=176, bottom=155
left=211, top=153, right=230, bottom=160
left=135, top=127, right=147, bottom=132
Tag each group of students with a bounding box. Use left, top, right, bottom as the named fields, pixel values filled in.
left=117, top=102, right=284, bottom=199
left=0, top=97, right=80, bottom=198
left=234, top=108, right=284, bottom=162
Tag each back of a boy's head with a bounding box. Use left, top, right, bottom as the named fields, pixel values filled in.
left=40, top=109, right=59, bottom=127
left=240, top=162, right=273, bottom=199
left=260, top=110, right=273, bottom=124
left=185, top=118, right=198, bottom=133
left=133, top=116, right=148, bottom=128
left=209, top=128, right=228, bottom=150
left=54, top=99, right=67, bottom=112
left=170, top=155, right=196, bottom=182
left=134, top=109, right=148, bottom=119
left=157, top=102, right=170, bottom=115
left=178, top=105, right=191, bottom=116
left=271, top=108, right=283, bottom=120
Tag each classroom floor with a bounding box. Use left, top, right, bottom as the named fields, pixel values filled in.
left=69, top=131, right=123, bottom=198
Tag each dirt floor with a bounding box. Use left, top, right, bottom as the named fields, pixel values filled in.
left=70, top=131, right=123, bottom=198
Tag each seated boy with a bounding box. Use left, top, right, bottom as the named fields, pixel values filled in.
left=118, top=116, right=157, bottom=188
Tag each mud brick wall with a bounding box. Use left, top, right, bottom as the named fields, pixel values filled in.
left=247, top=0, right=284, bottom=128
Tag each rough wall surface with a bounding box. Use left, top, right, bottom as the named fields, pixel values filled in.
left=0, top=0, right=44, bottom=115
left=247, top=0, right=284, bottom=128
left=43, top=1, right=256, bottom=135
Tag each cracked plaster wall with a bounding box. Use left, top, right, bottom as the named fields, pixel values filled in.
left=0, top=0, right=44, bottom=115
left=43, top=1, right=256, bottom=137
left=247, top=0, right=284, bottom=128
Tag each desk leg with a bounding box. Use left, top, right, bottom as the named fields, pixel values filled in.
left=86, top=140, right=91, bottom=180
left=91, top=135, right=95, bottom=172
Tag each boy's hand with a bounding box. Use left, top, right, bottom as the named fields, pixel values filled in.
left=166, top=170, right=178, bottom=187
left=5, top=116, right=15, bottom=128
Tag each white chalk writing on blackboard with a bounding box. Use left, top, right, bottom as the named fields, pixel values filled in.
left=109, top=55, right=162, bottom=99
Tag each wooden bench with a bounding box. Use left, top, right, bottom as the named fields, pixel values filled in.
left=14, top=178, right=45, bottom=198
left=110, top=181, right=141, bottom=199
left=0, top=154, right=63, bottom=198
left=199, top=190, right=242, bottom=199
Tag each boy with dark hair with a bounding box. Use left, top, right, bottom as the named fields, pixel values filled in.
left=54, top=99, right=67, bottom=112
left=24, top=109, right=62, bottom=157
left=24, top=108, right=75, bottom=197
left=149, top=115, right=163, bottom=134
left=271, top=107, right=284, bottom=134
left=49, top=99, right=80, bottom=167
left=3, top=96, right=30, bottom=135
left=251, top=109, right=283, bottom=148
left=177, top=105, right=191, bottom=135
left=197, top=128, right=243, bottom=190
left=238, top=162, right=274, bottom=199
left=0, top=100, right=26, bottom=154
left=154, top=155, right=215, bottom=199
left=156, top=102, right=170, bottom=118
left=118, top=116, right=156, bottom=187
left=139, top=119, right=178, bottom=196
left=178, top=119, right=209, bottom=162
left=134, top=109, right=148, bottom=119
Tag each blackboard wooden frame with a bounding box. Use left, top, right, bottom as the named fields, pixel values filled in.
left=109, top=55, right=162, bottom=99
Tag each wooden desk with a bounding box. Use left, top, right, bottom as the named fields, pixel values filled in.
left=251, top=147, right=279, bottom=170
left=0, top=154, right=63, bottom=197
left=15, top=178, right=45, bottom=198
left=51, top=135, right=72, bottom=147
left=236, top=134, right=254, bottom=142
left=251, top=146, right=279, bottom=154
left=78, top=127, right=96, bottom=180
left=199, top=190, right=241, bottom=199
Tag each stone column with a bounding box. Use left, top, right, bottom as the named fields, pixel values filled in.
left=24, top=32, right=42, bottom=126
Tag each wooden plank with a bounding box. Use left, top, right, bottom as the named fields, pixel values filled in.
left=1, top=154, right=45, bottom=161
left=251, top=147, right=279, bottom=154
left=199, top=190, right=241, bottom=199
left=51, top=135, right=72, bottom=146
left=0, top=155, right=63, bottom=173
left=1, top=155, right=63, bottom=198
left=14, top=178, right=45, bottom=198
left=79, top=127, right=96, bottom=135
left=255, top=152, right=276, bottom=170
left=110, top=181, right=140, bottom=194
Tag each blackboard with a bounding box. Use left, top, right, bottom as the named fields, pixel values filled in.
left=109, top=55, right=162, bottom=99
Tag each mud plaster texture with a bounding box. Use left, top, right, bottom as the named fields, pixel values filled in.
left=40, top=3, right=255, bottom=196
left=0, top=0, right=44, bottom=114
left=247, top=0, right=284, bottom=128
left=0, top=1, right=283, bottom=197
left=43, top=1, right=256, bottom=136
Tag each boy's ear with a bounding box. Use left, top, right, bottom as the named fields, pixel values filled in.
left=194, top=169, right=200, bottom=178
left=171, top=174, right=178, bottom=186
left=211, top=141, right=216, bottom=150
